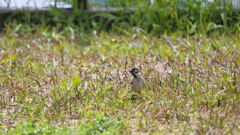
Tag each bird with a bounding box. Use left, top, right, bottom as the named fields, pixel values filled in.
left=129, top=67, right=145, bottom=94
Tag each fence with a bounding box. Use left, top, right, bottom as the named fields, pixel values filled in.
left=1, top=0, right=240, bottom=10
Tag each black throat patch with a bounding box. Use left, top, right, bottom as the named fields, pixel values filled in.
left=131, top=72, right=137, bottom=78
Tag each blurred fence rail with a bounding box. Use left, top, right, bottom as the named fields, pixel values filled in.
left=1, top=0, right=240, bottom=13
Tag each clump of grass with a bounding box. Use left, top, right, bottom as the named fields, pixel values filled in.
left=6, top=113, right=126, bottom=134
left=1, top=0, right=240, bottom=35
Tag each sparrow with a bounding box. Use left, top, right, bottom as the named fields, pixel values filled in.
left=129, top=67, right=145, bottom=94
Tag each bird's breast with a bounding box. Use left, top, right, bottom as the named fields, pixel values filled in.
left=131, top=77, right=144, bottom=92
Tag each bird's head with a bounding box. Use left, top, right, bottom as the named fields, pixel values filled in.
left=129, top=67, right=141, bottom=78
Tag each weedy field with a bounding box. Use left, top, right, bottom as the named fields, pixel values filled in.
left=0, top=0, right=240, bottom=134
left=0, top=26, right=240, bottom=134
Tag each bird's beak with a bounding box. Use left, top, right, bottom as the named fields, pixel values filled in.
left=129, top=70, right=132, bottom=73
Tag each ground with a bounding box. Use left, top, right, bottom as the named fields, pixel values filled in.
left=0, top=32, right=240, bottom=134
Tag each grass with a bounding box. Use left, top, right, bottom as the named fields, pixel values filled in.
left=1, top=0, right=240, bottom=34
left=0, top=24, right=240, bottom=134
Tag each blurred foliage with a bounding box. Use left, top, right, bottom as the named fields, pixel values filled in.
left=0, top=0, right=240, bottom=35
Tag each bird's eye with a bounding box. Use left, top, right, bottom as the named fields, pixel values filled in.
left=134, top=70, right=138, bottom=73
